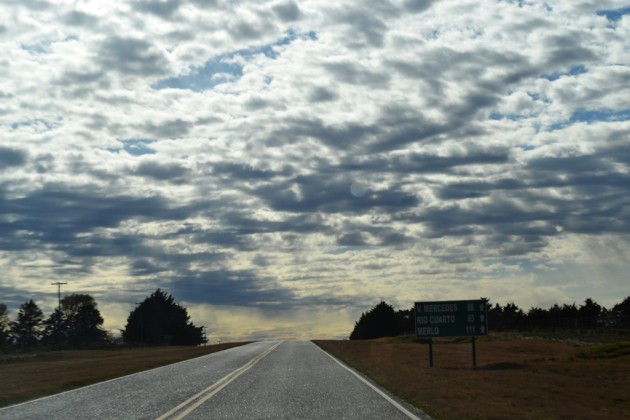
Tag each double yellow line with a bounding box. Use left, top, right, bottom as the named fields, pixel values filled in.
left=157, top=341, right=283, bottom=420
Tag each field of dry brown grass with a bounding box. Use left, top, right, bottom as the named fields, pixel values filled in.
left=3, top=335, right=629, bottom=418
left=0, top=343, right=249, bottom=408
left=315, top=334, right=630, bottom=420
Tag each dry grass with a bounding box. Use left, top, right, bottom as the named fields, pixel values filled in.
left=314, top=334, right=630, bottom=419
left=3, top=336, right=629, bottom=418
left=0, top=343, right=250, bottom=408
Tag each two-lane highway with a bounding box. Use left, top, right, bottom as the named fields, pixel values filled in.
left=0, top=341, right=430, bottom=419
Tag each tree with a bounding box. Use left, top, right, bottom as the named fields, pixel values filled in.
left=42, top=294, right=108, bottom=347
left=483, top=298, right=511, bottom=331
left=350, top=301, right=400, bottom=340
left=0, top=303, right=10, bottom=347
left=41, top=307, right=68, bottom=347
left=527, top=306, right=549, bottom=329
left=559, top=303, right=579, bottom=329
left=63, top=294, right=108, bottom=346
left=11, top=300, right=44, bottom=347
left=611, top=296, right=630, bottom=328
left=501, top=302, right=525, bottom=330
left=578, top=298, right=602, bottom=329
left=122, top=289, right=206, bottom=346
left=396, top=307, right=415, bottom=334
left=487, top=302, right=505, bottom=330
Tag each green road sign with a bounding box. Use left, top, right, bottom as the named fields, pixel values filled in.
left=415, top=299, right=488, bottom=338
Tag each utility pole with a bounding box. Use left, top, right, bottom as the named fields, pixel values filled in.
left=51, top=282, right=67, bottom=309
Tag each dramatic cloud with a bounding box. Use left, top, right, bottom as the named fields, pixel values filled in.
left=1, top=0, right=629, bottom=339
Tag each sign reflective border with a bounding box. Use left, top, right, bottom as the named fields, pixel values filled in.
left=415, top=299, right=488, bottom=338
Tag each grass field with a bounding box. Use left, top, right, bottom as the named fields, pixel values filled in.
left=0, top=342, right=250, bottom=408
left=2, top=334, right=629, bottom=418
left=314, top=334, right=630, bottom=419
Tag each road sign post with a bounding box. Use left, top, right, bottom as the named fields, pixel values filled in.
left=415, top=299, right=488, bottom=367
left=472, top=336, right=477, bottom=367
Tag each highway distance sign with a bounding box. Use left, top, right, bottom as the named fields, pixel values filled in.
left=415, top=299, right=488, bottom=338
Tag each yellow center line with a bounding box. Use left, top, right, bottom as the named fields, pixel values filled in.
left=156, top=341, right=283, bottom=420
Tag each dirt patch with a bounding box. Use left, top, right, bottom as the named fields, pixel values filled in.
left=0, top=343, right=250, bottom=408
left=314, top=335, right=630, bottom=419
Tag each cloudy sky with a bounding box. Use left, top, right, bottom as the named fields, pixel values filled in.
left=1, top=0, right=629, bottom=340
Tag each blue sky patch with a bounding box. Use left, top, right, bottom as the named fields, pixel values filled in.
left=489, top=111, right=529, bottom=121
left=120, top=139, right=157, bottom=156
left=541, top=65, right=588, bottom=81
left=21, top=42, right=52, bottom=55
left=154, top=59, right=243, bottom=92
left=548, top=108, right=630, bottom=131
left=154, top=30, right=317, bottom=92
left=10, top=119, right=56, bottom=131
left=517, top=144, right=536, bottom=151
left=597, top=7, right=630, bottom=22
left=570, top=109, right=630, bottom=123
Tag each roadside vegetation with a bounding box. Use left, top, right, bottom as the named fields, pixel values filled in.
left=2, top=294, right=629, bottom=417
left=321, top=295, right=630, bottom=419
left=0, top=288, right=205, bottom=353
left=1, top=289, right=221, bottom=407
left=349, top=296, right=630, bottom=340
left=316, top=333, right=630, bottom=419
left=0, top=342, right=250, bottom=408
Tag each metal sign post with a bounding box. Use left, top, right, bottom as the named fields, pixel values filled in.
left=415, top=299, right=488, bottom=367
left=472, top=336, right=477, bottom=367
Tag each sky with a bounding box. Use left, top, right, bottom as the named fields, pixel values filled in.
left=1, top=0, right=629, bottom=341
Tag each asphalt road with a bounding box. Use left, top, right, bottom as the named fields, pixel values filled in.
left=0, top=341, right=430, bottom=419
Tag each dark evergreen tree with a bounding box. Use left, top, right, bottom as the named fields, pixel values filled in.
left=482, top=298, right=507, bottom=330
left=65, top=294, right=108, bottom=346
left=527, top=306, right=549, bottom=329
left=502, top=302, right=525, bottom=330
left=479, top=299, right=521, bottom=331
left=559, top=303, right=579, bottom=329
left=396, top=307, right=415, bottom=334
left=122, top=289, right=206, bottom=346
left=548, top=304, right=564, bottom=329
left=0, top=303, right=10, bottom=347
left=611, top=296, right=630, bottom=328
left=578, top=298, right=602, bottom=329
left=41, top=307, right=68, bottom=347
left=42, top=294, right=108, bottom=347
left=349, top=301, right=400, bottom=340
left=488, top=302, right=505, bottom=330
left=10, top=300, right=44, bottom=347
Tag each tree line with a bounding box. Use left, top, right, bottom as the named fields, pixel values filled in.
left=0, top=289, right=206, bottom=351
left=485, top=297, right=630, bottom=331
left=349, top=296, right=630, bottom=340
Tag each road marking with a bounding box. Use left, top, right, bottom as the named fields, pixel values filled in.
left=314, top=343, right=427, bottom=420
left=157, top=341, right=283, bottom=420
left=0, top=344, right=248, bottom=412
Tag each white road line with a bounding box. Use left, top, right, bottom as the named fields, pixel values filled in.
left=314, top=343, right=427, bottom=420
left=0, top=344, right=245, bottom=412
left=156, top=341, right=283, bottom=420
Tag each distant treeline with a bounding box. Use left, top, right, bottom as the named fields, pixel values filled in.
left=0, top=289, right=206, bottom=351
left=349, top=296, right=630, bottom=340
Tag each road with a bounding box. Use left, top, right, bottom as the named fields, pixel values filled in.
left=0, top=341, right=430, bottom=419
